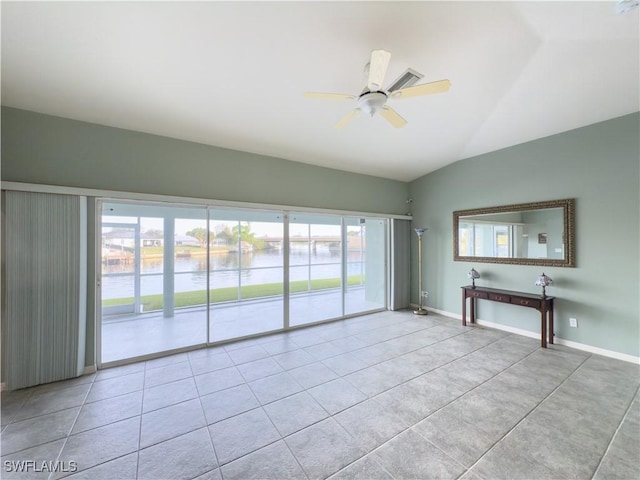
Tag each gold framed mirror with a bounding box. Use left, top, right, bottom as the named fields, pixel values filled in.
left=453, top=198, right=575, bottom=267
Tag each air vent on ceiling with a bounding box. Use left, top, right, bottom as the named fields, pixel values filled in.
left=386, top=68, right=424, bottom=92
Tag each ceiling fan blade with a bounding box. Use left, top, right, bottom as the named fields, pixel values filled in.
left=334, top=109, right=361, bottom=129
left=303, top=92, right=355, bottom=100
left=367, top=49, right=391, bottom=91
left=391, top=79, right=451, bottom=99
left=380, top=106, right=407, bottom=129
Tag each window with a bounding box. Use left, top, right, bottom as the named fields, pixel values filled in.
left=99, top=201, right=390, bottom=364
left=459, top=221, right=515, bottom=258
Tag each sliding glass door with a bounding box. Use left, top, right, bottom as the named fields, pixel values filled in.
left=100, top=201, right=208, bottom=363
left=289, top=213, right=343, bottom=326
left=345, top=217, right=387, bottom=315
left=100, top=201, right=388, bottom=364
left=101, top=222, right=139, bottom=318
left=208, top=209, right=284, bottom=342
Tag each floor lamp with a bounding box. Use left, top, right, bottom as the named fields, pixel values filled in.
left=414, top=227, right=428, bottom=315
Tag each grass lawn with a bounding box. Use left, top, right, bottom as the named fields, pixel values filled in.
left=103, top=276, right=364, bottom=311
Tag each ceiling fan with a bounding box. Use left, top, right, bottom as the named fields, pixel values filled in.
left=304, top=50, right=451, bottom=129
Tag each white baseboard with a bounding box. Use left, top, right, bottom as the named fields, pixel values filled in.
left=415, top=305, right=640, bottom=365
left=474, top=318, right=547, bottom=341
left=551, top=338, right=640, bottom=364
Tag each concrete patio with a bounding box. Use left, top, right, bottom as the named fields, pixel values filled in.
left=101, top=287, right=384, bottom=364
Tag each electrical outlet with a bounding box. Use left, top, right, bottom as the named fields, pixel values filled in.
left=569, top=317, right=578, bottom=328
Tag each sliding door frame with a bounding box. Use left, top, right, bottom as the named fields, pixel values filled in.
left=96, top=199, right=394, bottom=367
left=96, top=198, right=212, bottom=367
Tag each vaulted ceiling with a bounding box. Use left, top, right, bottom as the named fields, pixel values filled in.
left=2, top=1, right=638, bottom=181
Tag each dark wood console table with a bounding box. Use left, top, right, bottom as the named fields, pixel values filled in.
left=461, top=285, right=554, bottom=348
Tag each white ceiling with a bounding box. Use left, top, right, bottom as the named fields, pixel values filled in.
left=2, top=1, right=638, bottom=182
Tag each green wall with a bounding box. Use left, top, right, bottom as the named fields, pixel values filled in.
left=1, top=107, right=409, bottom=214
left=410, top=113, right=640, bottom=358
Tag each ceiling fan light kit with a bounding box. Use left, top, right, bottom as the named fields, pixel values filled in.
left=358, top=91, right=387, bottom=116
left=304, top=49, right=450, bottom=129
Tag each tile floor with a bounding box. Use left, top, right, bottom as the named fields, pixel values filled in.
left=2, top=310, right=639, bottom=480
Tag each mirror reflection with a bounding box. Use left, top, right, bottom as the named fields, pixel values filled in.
left=454, top=199, right=575, bottom=267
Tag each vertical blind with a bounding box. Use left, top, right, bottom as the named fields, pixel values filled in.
left=3, top=191, right=86, bottom=390
left=390, top=219, right=411, bottom=310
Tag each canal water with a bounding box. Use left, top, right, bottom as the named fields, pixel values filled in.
left=102, top=247, right=364, bottom=300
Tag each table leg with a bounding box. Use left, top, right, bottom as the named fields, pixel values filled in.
left=540, top=307, right=547, bottom=348
left=470, top=297, right=475, bottom=324
left=548, top=304, right=554, bottom=345
left=462, top=291, right=467, bottom=326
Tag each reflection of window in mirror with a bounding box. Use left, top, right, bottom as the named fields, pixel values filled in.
left=458, top=207, right=565, bottom=260
left=495, top=227, right=510, bottom=257
left=459, top=222, right=514, bottom=258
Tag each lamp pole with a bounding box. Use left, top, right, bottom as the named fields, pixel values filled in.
left=414, top=228, right=427, bottom=315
